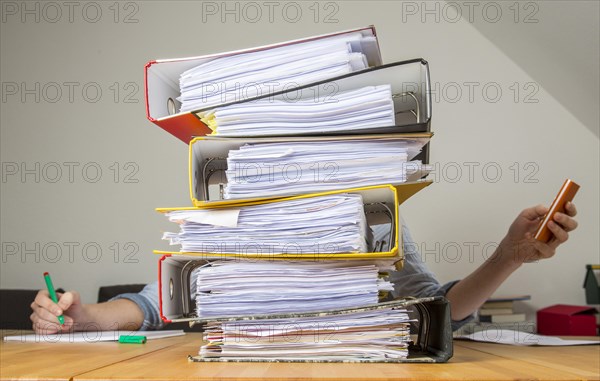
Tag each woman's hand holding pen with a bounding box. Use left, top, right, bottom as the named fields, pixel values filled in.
left=30, top=290, right=88, bottom=334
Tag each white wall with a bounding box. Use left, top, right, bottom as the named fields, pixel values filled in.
left=1, top=1, right=598, bottom=318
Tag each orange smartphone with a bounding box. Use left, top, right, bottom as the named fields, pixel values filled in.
left=534, top=179, right=580, bottom=243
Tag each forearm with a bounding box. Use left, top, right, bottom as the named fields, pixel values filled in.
left=77, top=299, right=144, bottom=331
left=446, top=240, right=522, bottom=321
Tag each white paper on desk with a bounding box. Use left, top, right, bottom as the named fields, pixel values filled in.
left=456, top=329, right=600, bottom=346
left=3, top=330, right=185, bottom=343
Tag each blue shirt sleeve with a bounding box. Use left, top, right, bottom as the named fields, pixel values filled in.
left=109, top=281, right=164, bottom=331
left=386, top=223, right=475, bottom=331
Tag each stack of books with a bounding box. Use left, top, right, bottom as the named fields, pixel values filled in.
left=478, top=295, right=531, bottom=324
left=145, top=26, right=452, bottom=363
left=456, top=295, right=534, bottom=335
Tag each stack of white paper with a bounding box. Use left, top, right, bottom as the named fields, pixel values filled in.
left=178, top=33, right=372, bottom=112
left=191, top=260, right=395, bottom=318
left=163, top=194, right=368, bottom=254
left=224, top=139, right=430, bottom=199
left=198, top=85, right=395, bottom=136
left=201, top=307, right=411, bottom=360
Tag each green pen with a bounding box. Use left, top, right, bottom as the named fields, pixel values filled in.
left=43, top=272, right=64, bottom=325
left=119, top=335, right=147, bottom=344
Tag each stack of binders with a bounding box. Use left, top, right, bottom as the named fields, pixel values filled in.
left=145, top=26, right=452, bottom=363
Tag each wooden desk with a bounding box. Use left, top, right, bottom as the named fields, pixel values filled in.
left=1, top=333, right=598, bottom=381
left=455, top=339, right=600, bottom=381
left=0, top=332, right=185, bottom=381
left=73, top=334, right=599, bottom=381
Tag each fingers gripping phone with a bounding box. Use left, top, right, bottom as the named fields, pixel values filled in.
left=534, top=179, right=580, bottom=243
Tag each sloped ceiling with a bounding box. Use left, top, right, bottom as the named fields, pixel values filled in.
left=449, top=0, right=599, bottom=137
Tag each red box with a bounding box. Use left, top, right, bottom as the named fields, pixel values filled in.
left=537, top=304, right=598, bottom=336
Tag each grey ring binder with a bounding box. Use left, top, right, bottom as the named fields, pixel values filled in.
left=187, top=297, right=453, bottom=363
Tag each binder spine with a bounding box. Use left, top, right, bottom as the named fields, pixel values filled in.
left=158, top=254, right=172, bottom=324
